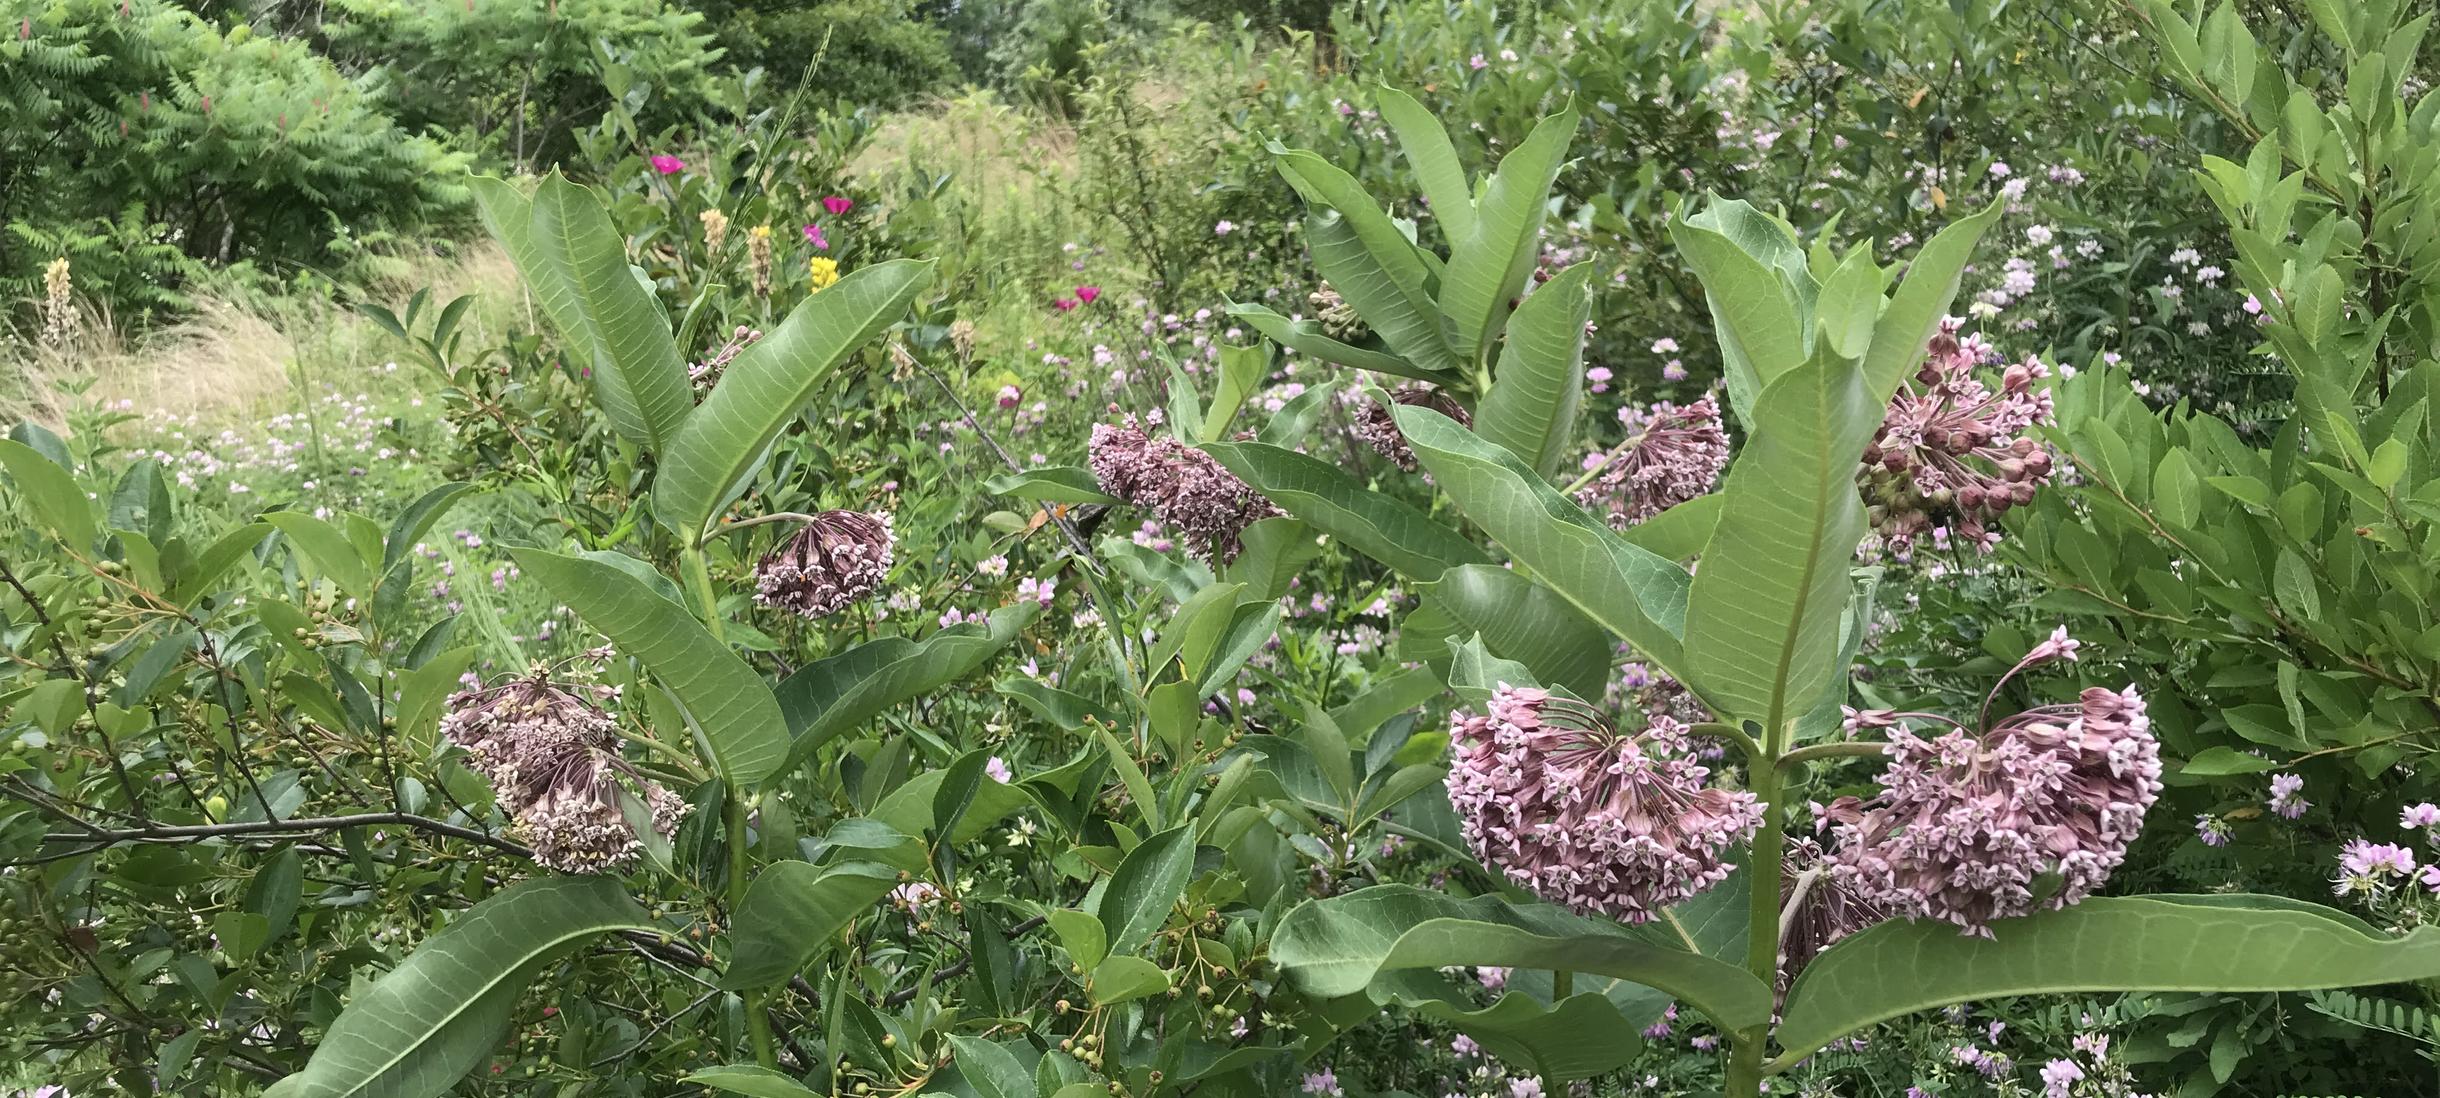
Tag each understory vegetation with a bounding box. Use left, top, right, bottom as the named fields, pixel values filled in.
left=8, top=1, right=2440, bottom=1095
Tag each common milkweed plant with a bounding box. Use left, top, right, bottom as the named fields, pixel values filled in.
left=1215, top=91, right=2440, bottom=1094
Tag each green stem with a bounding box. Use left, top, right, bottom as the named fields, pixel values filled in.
left=1777, top=741, right=1885, bottom=769
left=726, top=792, right=775, bottom=1067
left=681, top=547, right=725, bottom=644
left=1727, top=736, right=1786, bottom=1097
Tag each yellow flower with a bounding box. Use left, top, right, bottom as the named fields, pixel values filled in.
left=748, top=224, right=772, bottom=240
left=808, top=256, right=841, bottom=291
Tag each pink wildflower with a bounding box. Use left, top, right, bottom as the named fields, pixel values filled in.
left=1573, top=394, right=1730, bottom=529
left=802, top=223, right=828, bottom=249
left=1075, top=285, right=1101, bottom=305
left=821, top=195, right=853, bottom=216
left=753, top=511, right=895, bottom=619
left=2268, top=773, right=2308, bottom=819
left=649, top=155, right=685, bottom=175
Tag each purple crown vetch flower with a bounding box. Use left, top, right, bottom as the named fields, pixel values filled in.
left=1823, top=631, right=2161, bottom=936
left=1351, top=384, right=1470, bottom=471
left=440, top=673, right=690, bottom=875
left=1573, top=393, right=1731, bottom=530
left=1446, top=685, right=1764, bottom=923
left=1088, top=413, right=1279, bottom=562
left=753, top=510, right=895, bottom=619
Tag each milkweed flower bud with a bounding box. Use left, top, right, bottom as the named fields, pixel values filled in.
left=1088, top=413, right=1278, bottom=562
left=441, top=673, right=689, bottom=875
left=1351, top=384, right=1469, bottom=471
left=1573, top=394, right=1730, bottom=529
left=1824, top=631, right=2160, bottom=936
left=753, top=510, right=895, bottom=619
left=1778, top=837, right=1886, bottom=988
left=1860, top=318, right=2058, bottom=558
left=1308, top=283, right=1369, bottom=343
left=1446, top=685, right=1763, bottom=923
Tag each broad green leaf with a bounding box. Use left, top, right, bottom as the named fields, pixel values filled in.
left=683, top=1066, right=822, bottom=1098
left=1224, top=517, right=1323, bottom=602
left=946, top=1036, right=1033, bottom=1098
left=510, top=548, right=788, bottom=788
left=1201, top=342, right=1272, bottom=442
left=380, top=482, right=479, bottom=579
left=1683, top=353, right=1876, bottom=727
left=1394, top=406, right=1694, bottom=677
left=774, top=603, right=1038, bottom=767
left=982, top=466, right=1120, bottom=505
left=1328, top=666, right=1446, bottom=740
left=1046, top=909, right=1108, bottom=969
left=524, top=175, right=693, bottom=452
left=1226, top=304, right=1446, bottom=382
left=263, top=877, right=652, bottom=1098
left=1812, top=246, right=1883, bottom=360
left=1270, top=885, right=1774, bottom=1032
left=1862, top=203, right=2001, bottom=405
left=1440, top=108, right=1576, bottom=359
left=720, top=861, right=900, bottom=990
left=1670, top=201, right=1807, bottom=423
left=1474, top=263, right=1593, bottom=477
left=0, top=439, right=97, bottom=548
left=655, top=259, right=935, bottom=536
left=1377, top=86, right=1475, bottom=242
left=1258, top=376, right=1346, bottom=448
left=1425, top=564, right=1610, bottom=699
left=263, top=512, right=373, bottom=600
left=1773, top=895, right=2440, bottom=1069
left=867, top=768, right=1030, bottom=847
left=1620, top=495, right=1723, bottom=561
left=1273, top=148, right=1461, bottom=374
left=1203, top=441, right=1489, bottom=580
left=1091, top=825, right=1196, bottom=957
left=1087, top=955, right=1172, bottom=1005
left=1369, top=969, right=1651, bottom=1082
left=170, top=522, right=272, bottom=606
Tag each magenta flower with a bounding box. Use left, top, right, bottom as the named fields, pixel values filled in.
left=821, top=195, right=853, bottom=216
left=1052, top=298, right=1078, bottom=312
left=1446, top=685, right=1764, bottom=923
left=1075, top=285, right=1101, bottom=305
left=649, top=155, right=685, bottom=175
left=802, top=223, right=828, bottom=249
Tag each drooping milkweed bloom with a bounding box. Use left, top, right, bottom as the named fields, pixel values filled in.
left=1822, top=630, right=2161, bottom=936
left=1088, top=414, right=1279, bottom=562
left=1777, top=836, right=1886, bottom=987
left=649, top=155, right=686, bottom=175
left=1445, top=685, right=1765, bottom=923
left=1860, top=318, right=2058, bottom=558
left=821, top=195, right=853, bottom=216
left=1351, top=384, right=1469, bottom=471
left=1572, top=393, right=1730, bottom=529
left=689, top=325, right=760, bottom=395
left=441, top=673, right=688, bottom=874
left=753, top=510, right=895, bottom=619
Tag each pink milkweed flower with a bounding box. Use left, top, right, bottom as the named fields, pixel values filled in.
left=649, top=155, right=685, bottom=175
left=1075, top=285, right=1101, bottom=305
left=821, top=195, right=853, bottom=216
left=802, top=223, right=828, bottom=249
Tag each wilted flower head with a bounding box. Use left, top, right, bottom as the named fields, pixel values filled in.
left=1447, top=685, right=1764, bottom=922
left=1778, top=837, right=1886, bottom=987
left=754, top=510, right=895, bottom=619
left=1824, top=631, right=2161, bottom=936
left=1351, top=384, right=1469, bottom=471
left=1860, top=318, right=2058, bottom=558
left=1088, top=413, right=1279, bottom=562
left=698, top=208, right=729, bottom=252
left=1573, top=393, right=1730, bottom=529
left=441, top=672, right=687, bottom=874
left=689, top=325, right=760, bottom=395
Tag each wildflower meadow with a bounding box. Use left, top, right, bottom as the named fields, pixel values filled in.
left=8, top=0, right=2440, bottom=1095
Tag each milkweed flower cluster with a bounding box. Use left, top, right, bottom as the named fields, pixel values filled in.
left=753, top=510, right=895, bottom=619
left=1446, top=685, right=1764, bottom=923
left=1823, top=630, right=2161, bottom=936
left=1307, top=283, right=1370, bottom=343
left=441, top=674, right=688, bottom=875
left=1777, top=837, right=1886, bottom=987
left=1860, top=318, right=2058, bottom=558
left=1351, top=384, right=1469, bottom=471
left=1088, top=413, right=1280, bottom=562
left=1572, top=393, right=1730, bottom=529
